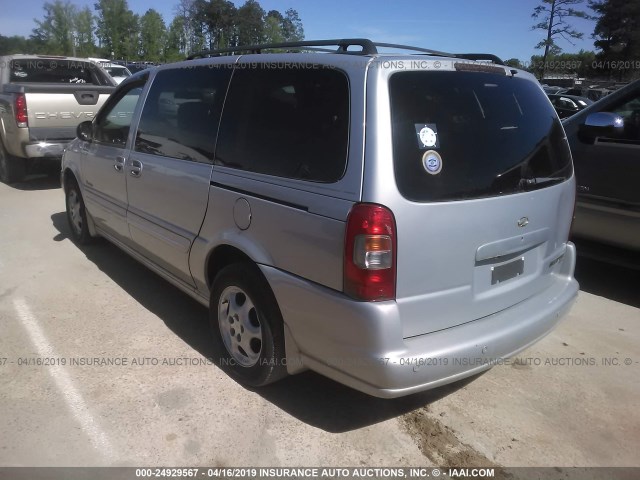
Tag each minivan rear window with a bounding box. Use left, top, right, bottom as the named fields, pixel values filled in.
left=389, top=71, right=573, bottom=202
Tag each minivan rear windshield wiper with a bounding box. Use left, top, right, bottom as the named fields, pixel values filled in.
left=519, top=176, right=566, bottom=190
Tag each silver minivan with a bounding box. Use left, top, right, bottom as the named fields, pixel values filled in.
left=61, top=39, right=579, bottom=398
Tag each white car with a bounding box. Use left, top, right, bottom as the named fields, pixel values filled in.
left=88, top=57, right=132, bottom=84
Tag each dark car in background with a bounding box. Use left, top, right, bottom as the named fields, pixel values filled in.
left=126, top=61, right=158, bottom=73
left=548, top=94, right=593, bottom=119
left=561, top=87, right=614, bottom=102
left=126, top=63, right=151, bottom=74
left=563, top=79, right=640, bottom=251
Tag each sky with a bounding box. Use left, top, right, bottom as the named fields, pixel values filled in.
left=0, top=0, right=598, bottom=62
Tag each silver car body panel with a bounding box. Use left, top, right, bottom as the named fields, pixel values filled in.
left=126, top=152, right=213, bottom=287
left=261, top=242, right=577, bottom=398
left=194, top=54, right=371, bottom=293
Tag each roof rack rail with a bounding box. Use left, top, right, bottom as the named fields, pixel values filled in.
left=373, top=43, right=504, bottom=65
left=185, top=38, right=505, bottom=65
left=186, top=38, right=378, bottom=59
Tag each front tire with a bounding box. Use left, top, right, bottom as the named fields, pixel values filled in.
left=0, top=140, right=26, bottom=184
left=65, top=178, right=93, bottom=245
left=209, top=263, right=287, bottom=387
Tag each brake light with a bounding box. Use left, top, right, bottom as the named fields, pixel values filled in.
left=344, top=203, right=397, bottom=301
left=15, top=94, right=28, bottom=127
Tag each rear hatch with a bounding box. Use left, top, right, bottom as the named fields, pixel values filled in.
left=9, top=57, right=114, bottom=138
left=386, top=68, right=575, bottom=338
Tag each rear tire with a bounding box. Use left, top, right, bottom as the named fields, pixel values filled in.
left=65, top=178, right=93, bottom=245
left=0, top=140, right=26, bottom=184
left=209, top=263, right=288, bottom=387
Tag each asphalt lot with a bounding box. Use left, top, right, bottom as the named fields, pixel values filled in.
left=0, top=174, right=638, bottom=469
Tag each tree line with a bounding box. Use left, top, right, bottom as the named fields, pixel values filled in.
left=0, top=0, right=304, bottom=63
left=505, top=0, right=640, bottom=81
left=0, top=0, right=637, bottom=81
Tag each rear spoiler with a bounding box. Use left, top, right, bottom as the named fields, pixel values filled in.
left=455, top=53, right=505, bottom=65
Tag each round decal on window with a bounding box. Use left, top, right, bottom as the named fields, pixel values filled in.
left=422, top=150, right=443, bottom=175
left=418, top=127, right=438, bottom=147
left=415, top=123, right=440, bottom=149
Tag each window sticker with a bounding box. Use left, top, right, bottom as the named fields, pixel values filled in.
left=422, top=150, right=443, bottom=175
left=415, top=123, right=439, bottom=149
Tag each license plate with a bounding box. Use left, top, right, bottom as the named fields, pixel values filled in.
left=491, top=257, right=524, bottom=285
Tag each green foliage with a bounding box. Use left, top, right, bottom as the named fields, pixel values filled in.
left=165, top=16, right=186, bottom=61
left=263, top=14, right=284, bottom=45
left=94, top=0, right=137, bottom=59
left=590, top=0, right=640, bottom=80
left=0, top=35, right=36, bottom=55
left=504, top=58, right=525, bottom=69
left=529, top=50, right=597, bottom=77
left=195, top=0, right=237, bottom=50
left=236, top=0, right=266, bottom=46
left=282, top=8, right=304, bottom=42
left=531, top=0, right=592, bottom=78
left=74, top=6, right=95, bottom=56
left=140, top=9, right=166, bottom=62
left=31, top=0, right=77, bottom=55
left=2, top=0, right=306, bottom=60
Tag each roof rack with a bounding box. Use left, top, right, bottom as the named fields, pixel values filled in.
left=185, top=38, right=504, bottom=65
left=373, top=43, right=504, bottom=64
left=187, top=39, right=377, bottom=59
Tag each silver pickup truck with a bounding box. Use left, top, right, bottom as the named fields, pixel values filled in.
left=0, top=54, right=115, bottom=183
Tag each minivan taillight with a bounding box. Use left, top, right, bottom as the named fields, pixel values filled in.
left=344, top=203, right=397, bottom=301
left=15, top=94, right=28, bottom=127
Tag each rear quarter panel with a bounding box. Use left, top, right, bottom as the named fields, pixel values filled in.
left=189, top=54, right=371, bottom=295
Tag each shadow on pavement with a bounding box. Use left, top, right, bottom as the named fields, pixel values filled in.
left=572, top=238, right=640, bottom=309
left=51, top=211, right=477, bottom=432
left=7, top=172, right=61, bottom=191
left=254, top=372, right=481, bottom=433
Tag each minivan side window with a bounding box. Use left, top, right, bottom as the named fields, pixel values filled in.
left=93, top=84, right=144, bottom=147
left=134, top=66, right=232, bottom=163
left=215, top=65, right=349, bottom=183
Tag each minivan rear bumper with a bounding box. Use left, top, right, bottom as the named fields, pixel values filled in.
left=261, top=242, right=578, bottom=398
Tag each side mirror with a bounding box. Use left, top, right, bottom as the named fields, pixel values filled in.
left=77, top=120, right=93, bottom=142
left=578, top=112, right=624, bottom=144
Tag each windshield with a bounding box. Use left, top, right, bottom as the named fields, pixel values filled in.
left=389, top=71, right=573, bottom=202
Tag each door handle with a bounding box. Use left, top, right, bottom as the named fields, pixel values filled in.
left=114, top=156, right=125, bottom=172
left=130, top=159, right=143, bottom=177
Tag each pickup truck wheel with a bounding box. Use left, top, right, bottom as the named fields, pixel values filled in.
left=0, top=140, right=26, bottom=184
left=65, top=179, right=93, bottom=245
left=210, top=263, right=287, bottom=387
